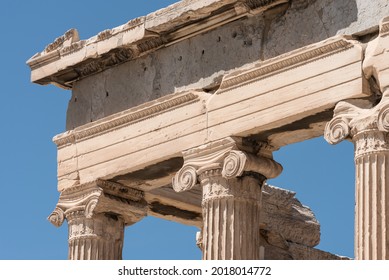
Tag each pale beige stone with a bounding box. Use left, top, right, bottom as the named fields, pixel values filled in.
left=325, top=18, right=389, bottom=260
left=261, top=184, right=320, bottom=247
left=171, top=137, right=281, bottom=260
left=27, top=0, right=389, bottom=261
left=67, top=213, right=124, bottom=260
left=48, top=180, right=146, bottom=260
left=201, top=174, right=263, bottom=259
left=52, top=36, right=368, bottom=191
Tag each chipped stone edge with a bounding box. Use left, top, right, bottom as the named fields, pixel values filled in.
left=27, top=0, right=289, bottom=87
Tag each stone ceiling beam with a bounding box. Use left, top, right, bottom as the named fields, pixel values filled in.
left=52, top=35, right=369, bottom=191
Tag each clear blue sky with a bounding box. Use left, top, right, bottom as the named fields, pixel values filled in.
left=0, top=0, right=355, bottom=259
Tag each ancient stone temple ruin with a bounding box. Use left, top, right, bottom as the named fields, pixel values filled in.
left=27, top=0, right=389, bottom=260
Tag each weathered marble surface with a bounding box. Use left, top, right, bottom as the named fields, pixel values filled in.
left=53, top=36, right=368, bottom=191
left=325, top=18, right=389, bottom=259
left=27, top=0, right=389, bottom=129
left=29, top=0, right=389, bottom=260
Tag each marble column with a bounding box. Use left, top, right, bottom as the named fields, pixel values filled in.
left=173, top=138, right=282, bottom=259
left=324, top=17, right=389, bottom=260
left=66, top=211, right=124, bottom=260
left=48, top=180, right=147, bottom=260
left=325, top=99, right=389, bottom=259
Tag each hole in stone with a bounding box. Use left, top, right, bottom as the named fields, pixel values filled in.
left=217, top=36, right=221, bottom=42
left=244, top=38, right=253, bottom=46
left=106, top=91, right=109, bottom=97
left=201, top=50, right=205, bottom=55
left=232, top=31, right=237, bottom=38
left=74, top=97, right=77, bottom=102
left=144, top=67, right=147, bottom=72
left=178, top=56, right=182, bottom=61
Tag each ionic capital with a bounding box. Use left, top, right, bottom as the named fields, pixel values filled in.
left=222, top=150, right=281, bottom=179
left=325, top=18, right=389, bottom=146
left=48, top=179, right=147, bottom=227
left=172, top=137, right=282, bottom=192
left=324, top=98, right=389, bottom=145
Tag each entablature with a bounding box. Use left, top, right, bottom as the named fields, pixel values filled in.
left=27, top=0, right=288, bottom=88
left=52, top=34, right=369, bottom=190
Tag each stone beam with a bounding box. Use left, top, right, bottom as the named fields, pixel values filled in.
left=27, top=0, right=288, bottom=88
left=52, top=35, right=368, bottom=191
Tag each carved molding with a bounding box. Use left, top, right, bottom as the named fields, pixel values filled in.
left=326, top=18, right=389, bottom=148
left=48, top=180, right=147, bottom=227
left=353, top=130, right=389, bottom=159
left=44, top=29, right=79, bottom=53
left=137, top=37, right=165, bottom=54
left=217, top=37, right=354, bottom=94
left=60, top=41, right=86, bottom=56
left=325, top=19, right=389, bottom=259
left=67, top=213, right=125, bottom=260
left=172, top=137, right=282, bottom=192
left=201, top=171, right=264, bottom=202
left=28, top=0, right=290, bottom=87
left=53, top=92, right=199, bottom=147
left=97, top=29, right=113, bottom=41
left=76, top=48, right=135, bottom=77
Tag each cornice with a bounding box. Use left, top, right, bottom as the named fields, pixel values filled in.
left=27, top=0, right=289, bottom=88
left=217, top=37, right=355, bottom=94
left=53, top=91, right=199, bottom=147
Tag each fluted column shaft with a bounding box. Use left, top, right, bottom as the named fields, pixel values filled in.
left=172, top=137, right=282, bottom=260
left=353, top=130, right=389, bottom=259
left=325, top=99, right=389, bottom=259
left=200, top=170, right=264, bottom=260
left=67, top=212, right=124, bottom=260
left=324, top=16, right=389, bottom=259
left=325, top=107, right=389, bottom=259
